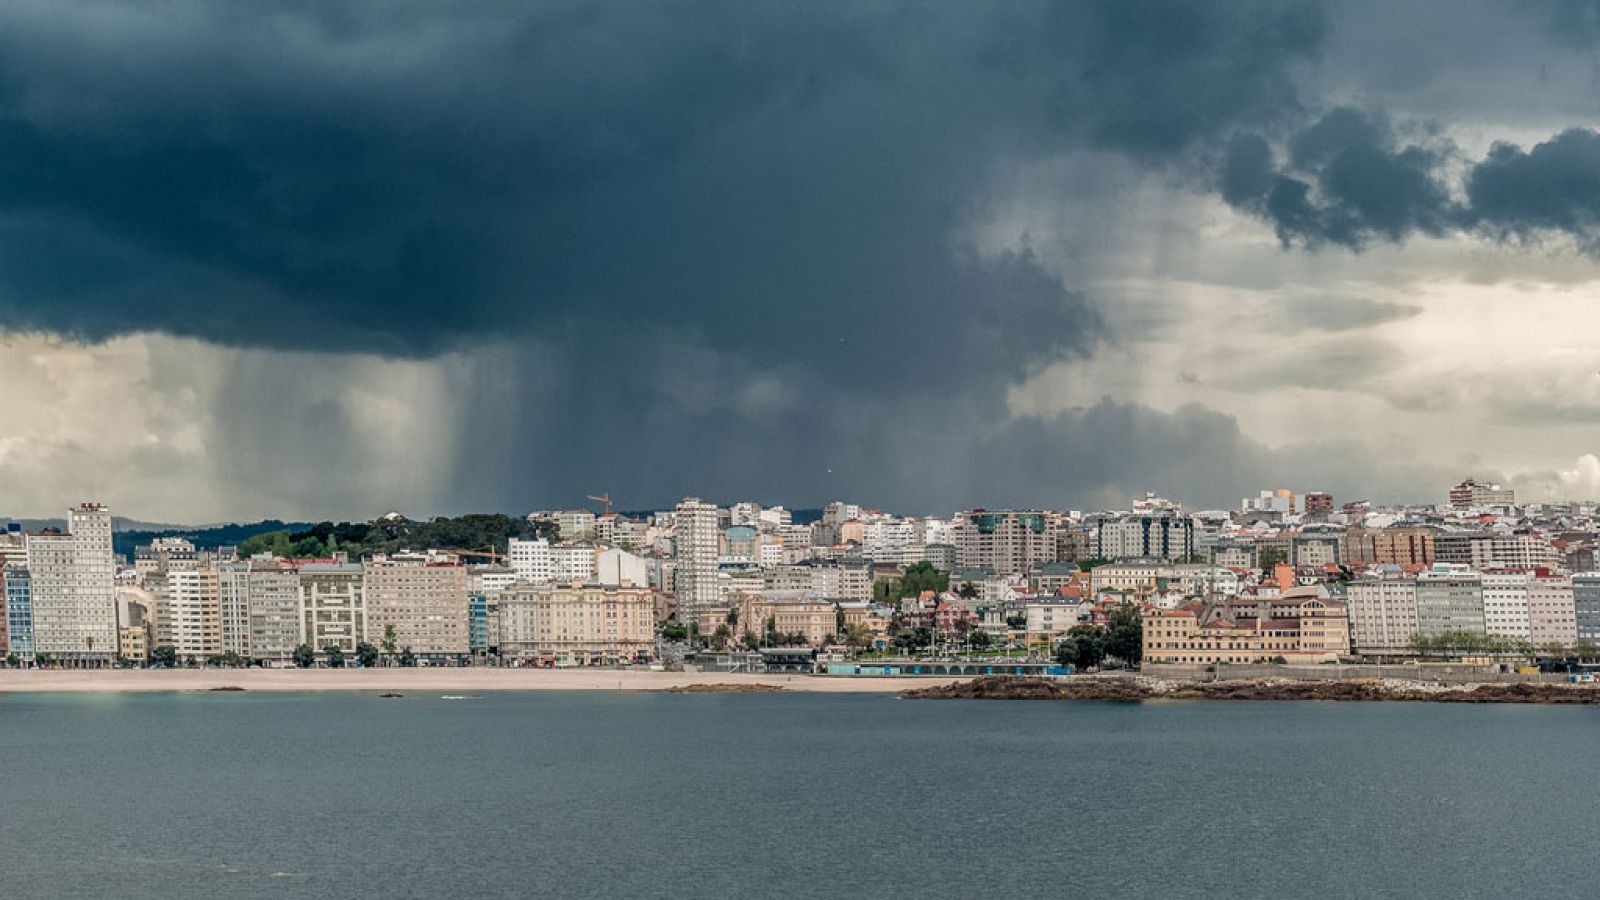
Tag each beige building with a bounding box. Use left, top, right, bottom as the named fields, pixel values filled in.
left=698, top=592, right=839, bottom=647
left=1144, top=592, right=1349, bottom=665
left=499, top=584, right=656, bottom=665
left=363, top=555, right=470, bottom=657
left=153, top=568, right=222, bottom=658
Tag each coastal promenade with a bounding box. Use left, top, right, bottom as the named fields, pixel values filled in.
left=0, top=668, right=964, bottom=694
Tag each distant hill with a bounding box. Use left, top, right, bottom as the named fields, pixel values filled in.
left=110, top=520, right=315, bottom=557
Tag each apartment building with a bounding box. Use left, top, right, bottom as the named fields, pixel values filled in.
left=5, top=566, right=32, bottom=662
left=955, top=510, right=1057, bottom=574
left=1480, top=571, right=1531, bottom=639
left=25, top=503, right=118, bottom=666
left=248, top=562, right=303, bottom=664
left=1528, top=576, right=1577, bottom=647
left=299, top=563, right=366, bottom=653
left=1415, top=567, right=1485, bottom=637
left=1573, top=573, right=1600, bottom=644
left=674, top=498, right=721, bottom=625
left=1090, top=511, right=1195, bottom=562
left=153, top=568, right=222, bottom=658
left=363, top=556, right=470, bottom=656
left=1347, top=572, right=1420, bottom=655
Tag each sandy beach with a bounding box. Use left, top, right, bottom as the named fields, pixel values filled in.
left=0, top=668, right=963, bottom=694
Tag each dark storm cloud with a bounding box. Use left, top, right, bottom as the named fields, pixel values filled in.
left=0, top=0, right=1351, bottom=512
left=0, top=0, right=1324, bottom=365
left=1222, top=107, right=1600, bottom=255
left=1464, top=129, right=1600, bottom=252
left=1220, top=107, right=1457, bottom=249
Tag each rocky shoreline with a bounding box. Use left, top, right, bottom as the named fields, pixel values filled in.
left=658, top=682, right=786, bottom=693
left=902, top=675, right=1600, bottom=704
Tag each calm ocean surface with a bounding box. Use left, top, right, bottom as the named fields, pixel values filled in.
left=2, top=691, right=1596, bottom=899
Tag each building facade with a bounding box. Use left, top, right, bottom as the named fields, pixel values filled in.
left=498, top=584, right=656, bottom=665
left=363, top=556, right=470, bottom=657
left=674, top=498, right=722, bottom=625
left=299, top=563, right=366, bottom=653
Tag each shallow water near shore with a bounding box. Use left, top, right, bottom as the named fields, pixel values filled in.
left=3, top=691, right=1597, bottom=899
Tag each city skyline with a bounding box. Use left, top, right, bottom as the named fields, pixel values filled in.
left=7, top=2, right=1600, bottom=522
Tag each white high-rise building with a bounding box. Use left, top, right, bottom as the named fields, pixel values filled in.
left=1480, top=571, right=1531, bottom=639
left=508, top=538, right=556, bottom=584
left=25, top=502, right=118, bottom=665
left=674, top=498, right=721, bottom=624
left=218, top=562, right=253, bottom=657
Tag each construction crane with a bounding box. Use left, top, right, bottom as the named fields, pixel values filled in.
left=586, top=493, right=612, bottom=516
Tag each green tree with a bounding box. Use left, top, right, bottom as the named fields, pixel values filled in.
left=659, top=620, right=689, bottom=642
left=1005, top=613, right=1027, bottom=630
left=1103, top=603, right=1143, bottom=666
left=893, top=626, right=934, bottom=654
left=957, top=583, right=978, bottom=600
left=323, top=645, right=346, bottom=668
left=292, top=644, right=316, bottom=668
left=1056, top=625, right=1106, bottom=670
left=843, top=623, right=874, bottom=651
left=968, top=629, right=995, bottom=650
left=355, top=642, right=380, bottom=668
left=1076, top=557, right=1112, bottom=572
left=4, top=652, right=17, bottom=669
left=151, top=645, right=179, bottom=668
left=897, top=561, right=949, bottom=599
left=380, top=624, right=398, bottom=660
left=291, top=536, right=326, bottom=558
left=1257, top=546, right=1287, bottom=572
left=398, top=647, right=417, bottom=667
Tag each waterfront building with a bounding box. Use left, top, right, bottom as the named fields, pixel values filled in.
left=1415, top=566, right=1485, bottom=638
left=153, top=568, right=222, bottom=659
left=1142, top=594, right=1347, bottom=665
left=218, top=562, right=253, bottom=657
left=299, top=563, right=366, bottom=653
left=1573, top=573, right=1600, bottom=644
left=4, top=566, right=33, bottom=662
left=498, top=583, right=655, bottom=665
left=1528, top=576, right=1577, bottom=648
left=25, top=503, right=118, bottom=666
left=1480, top=571, right=1531, bottom=639
left=1347, top=571, right=1420, bottom=655
left=247, top=562, right=302, bottom=665
left=363, top=555, right=470, bottom=657
left=697, top=592, right=838, bottom=648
